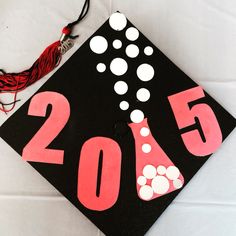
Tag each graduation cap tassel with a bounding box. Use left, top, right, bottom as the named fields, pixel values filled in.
left=0, top=0, right=90, bottom=113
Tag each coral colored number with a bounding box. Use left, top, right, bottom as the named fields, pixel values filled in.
left=77, top=137, right=122, bottom=211
left=168, top=86, right=222, bottom=156
left=22, top=91, right=70, bottom=164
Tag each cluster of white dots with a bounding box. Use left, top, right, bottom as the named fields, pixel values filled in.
left=89, top=13, right=183, bottom=202
left=89, top=12, right=155, bottom=125
left=137, top=164, right=183, bottom=201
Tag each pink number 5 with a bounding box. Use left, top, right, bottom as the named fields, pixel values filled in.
left=22, top=91, right=70, bottom=164
left=168, top=86, right=222, bottom=156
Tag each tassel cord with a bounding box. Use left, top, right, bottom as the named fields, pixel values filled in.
left=0, top=0, right=90, bottom=113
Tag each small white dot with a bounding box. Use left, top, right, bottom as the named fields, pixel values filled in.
left=110, top=58, right=128, bottom=76
left=137, top=64, right=155, bottom=82
left=136, top=88, right=150, bottom=102
left=109, top=12, right=127, bottom=31
left=139, top=185, right=153, bottom=201
left=96, top=63, right=106, bottom=73
left=126, top=27, right=139, bottom=41
left=173, top=179, right=183, bottom=189
left=113, top=39, right=122, bottom=49
left=143, top=165, right=157, bottom=179
left=140, top=127, right=150, bottom=137
left=125, top=44, right=139, bottom=58
left=114, top=81, right=128, bottom=95
left=151, top=176, right=170, bottom=194
left=119, top=101, right=129, bottom=110
left=166, top=166, right=180, bottom=180
left=157, top=165, right=166, bottom=175
left=142, top=143, right=152, bottom=153
left=137, top=176, right=147, bottom=186
left=90, top=36, right=108, bottom=54
left=144, top=46, right=154, bottom=56
left=130, top=109, right=144, bottom=123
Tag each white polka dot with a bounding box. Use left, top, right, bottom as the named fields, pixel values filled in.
left=126, top=27, right=139, bottom=41
left=137, top=176, right=147, bottom=186
left=90, top=36, right=108, bottom=54
left=136, top=88, right=150, bottom=102
left=143, top=165, right=156, bottom=179
left=130, top=109, right=144, bottom=123
left=125, top=44, right=139, bottom=58
left=140, top=127, right=150, bottom=137
left=114, top=81, right=128, bottom=95
left=139, top=185, right=153, bottom=201
left=137, top=64, right=155, bottom=82
left=166, top=166, right=180, bottom=180
left=173, top=179, right=183, bottom=189
left=113, top=39, right=122, bottom=49
left=110, top=58, right=128, bottom=76
left=157, top=165, right=166, bottom=175
left=151, top=176, right=170, bottom=194
left=142, top=144, right=152, bottom=153
left=96, top=63, right=106, bottom=73
left=144, top=46, right=154, bottom=56
left=119, top=101, right=129, bottom=110
left=109, top=12, right=127, bottom=31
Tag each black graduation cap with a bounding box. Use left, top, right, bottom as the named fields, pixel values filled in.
left=0, top=12, right=235, bottom=236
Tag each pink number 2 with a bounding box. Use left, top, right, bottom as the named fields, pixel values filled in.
left=22, top=91, right=70, bottom=164
left=168, top=86, right=222, bottom=156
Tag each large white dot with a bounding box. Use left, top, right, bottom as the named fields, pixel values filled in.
left=173, top=179, right=183, bottom=189
left=114, top=81, right=128, bottom=95
left=139, top=185, right=153, bottom=201
left=166, top=166, right=180, bottom=180
left=126, top=27, right=139, bottom=41
left=143, top=165, right=157, bottom=179
left=113, top=39, right=122, bottom=49
left=110, top=58, right=128, bottom=76
left=136, top=88, right=150, bottom=102
left=130, top=109, right=144, bottom=123
left=125, top=44, right=139, bottom=58
left=119, top=101, right=129, bottom=110
left=157, top=165, right=166, bottom=175
left=144, top=46, right=154, bottom=56
left=142, top=144, right=152, bottom=153
left=90, top=36, right=108, bottom=54
left=109, top=12, right=127, bottom=31
left=137, top=64, right=155, bottom=82
left=151, top=176, right=170, bottom=194
left=140, top=127, right=150, bottom=137
left=137, top=176, right=147, bottom=186
left=96, top=63, right=106, bottom=73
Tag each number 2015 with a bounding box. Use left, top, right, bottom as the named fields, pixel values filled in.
left=22, top=86, right=222, bottom=211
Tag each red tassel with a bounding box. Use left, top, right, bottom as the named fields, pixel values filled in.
left=0, top=0, right=90, bottom=113
left=0, top=40, right=61, bottom=92
left=0, top=27, right=74, bottom=113
left=0, top=40, right=62, bottom=113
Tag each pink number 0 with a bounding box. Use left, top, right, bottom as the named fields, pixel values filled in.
left=22, top=91, right=70, bottom=164
left=77, top=137, right=122, bottom=211
left=168, top=86, right=222, bottom=156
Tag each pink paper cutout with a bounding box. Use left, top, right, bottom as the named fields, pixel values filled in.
left=22, top=91, right=70, bottom=164
left=168, top=86, right=222, bottom=156
left=77, top=137, right=122, bottom=211
left=129, top=118, right=184, bottom=201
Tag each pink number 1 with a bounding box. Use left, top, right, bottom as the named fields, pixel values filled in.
left=168, top=86, right=222, bottom=156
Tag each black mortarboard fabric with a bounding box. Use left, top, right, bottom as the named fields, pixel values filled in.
left=0, top=12, right=235, bottom=236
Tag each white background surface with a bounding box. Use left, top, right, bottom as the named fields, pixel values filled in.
left=0, top=0, right=236, bottom=235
